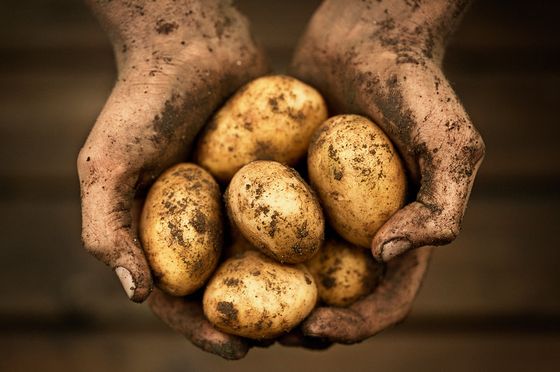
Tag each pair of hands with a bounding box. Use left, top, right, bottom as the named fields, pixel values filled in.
left=78, top=0, right=484, bottom=359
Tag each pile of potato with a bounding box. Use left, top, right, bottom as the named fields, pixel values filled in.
left=139, top=75, right=406, bottom=340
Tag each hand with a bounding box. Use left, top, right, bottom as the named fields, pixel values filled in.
left=148, top=288, right=277, bottom=360
left=291, top=0, right=484, bottom=262
left=276, top=249, right=430, bottom=345
left=148, top=289, right=250, bottom=360
left=78, top=0, right=267, bottom=359
left=301, top=248, right=431, bottom=343
left=289, top=0, right=484, bottom=342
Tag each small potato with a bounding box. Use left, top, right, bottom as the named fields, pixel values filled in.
left=225, top=161, right=324, bottom=264
left=195, top=75, right=328, bottom=182
left=203, top=250, right=317, bottom=339
left=306, top=238, right=384, bottom=307
left=308, top=115, right=406, bottom=248
left=139, top=163, right=222, bottom=296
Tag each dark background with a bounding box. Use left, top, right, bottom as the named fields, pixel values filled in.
left=1, top=0, right=560, bottom=371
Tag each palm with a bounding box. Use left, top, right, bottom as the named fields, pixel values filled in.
left=79, top=0, right=267, bottom=359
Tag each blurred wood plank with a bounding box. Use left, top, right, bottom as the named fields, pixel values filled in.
left=454, top=74, right=560, bottom=180
left=450, top=0, right=560, bottom=50
left=0, top=71, right=113, bottom=180
left=1, top=0, right=107, bottom=50
left=1, top=330, right=558, bottom=372
left=417, top=197, right=560, bottom=318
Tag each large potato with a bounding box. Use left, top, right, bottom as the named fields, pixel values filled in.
left=195, top=75, right=328, bottom=182
left=306, top=238, right=384, bottom=307
left=139, top=163, right=222, bottom=296
left=308, top=114, right=406, bottom=248
left=225, top=161, right=324, bottom=264
left=203, top=250, right=317, bottom=339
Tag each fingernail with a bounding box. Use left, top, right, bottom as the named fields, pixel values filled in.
left=380, top=238, right=411, bottom=261
left=115, top=266, right=136, bottom=299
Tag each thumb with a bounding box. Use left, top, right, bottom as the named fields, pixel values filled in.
left=372, top=138, right=484, bottom=262
left=78, top=160, right=153, bottom=302
left=76, top=67, right=196, bottom=302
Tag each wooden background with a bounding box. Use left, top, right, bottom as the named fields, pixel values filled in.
left=1, top=0, right=559, bottom=371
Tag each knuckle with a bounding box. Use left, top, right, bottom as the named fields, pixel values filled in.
left=469, top=129, right=485, bottom=159
left=420, top=206, right=463, bottom=246
left=77, top=147, right=103, bottom=188
left=77, top=141, right=130, bottom=177
left=443, top=128, right=485, bottom=186
left=463, top=128, right=486, bottom=164
left=474, top=134, right=486, bottom=161
left=78, top=151, right=137, bottom=196
left=81, top=233, right=106, bottom=261
left=447, top=221, right=461, bottom=241
left=107, top=206, right=133, bottom=231
left=77, top=146, right=89, bottom=168
left=436, top=218, right=461, bottom=244
left=81, top=217, right=130, bottom=265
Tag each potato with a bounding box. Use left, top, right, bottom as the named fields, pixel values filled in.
left=195, top=75, right=328, bottom=182
left=225, top=160, right=324, bottom=264
left=308, top=114, right=406, bottom=248
left=306, top=238, right=384, bottom=307
left=139, top=163, right=222, bottom=296
left=203, top=250, right=317, bottom=339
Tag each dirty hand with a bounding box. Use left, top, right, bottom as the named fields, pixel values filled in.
left=278, top=248, right=431, bottom=345
left=149, top=288, right=265, bottom=360
left=289, top=0, right=484, bottom=342
left=78, top=0, right=267, bottom=359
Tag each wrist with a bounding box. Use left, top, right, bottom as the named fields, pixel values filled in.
left=86, top=0, right=244, bottom=61
left=321, top=0, right=471, bottom=64
left=390, top=0, right=471, bottom=64
left=406, top=0, right=471, bottom=48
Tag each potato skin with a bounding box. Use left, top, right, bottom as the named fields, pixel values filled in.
left=139, top=163, right=223, bottom=296
left=203, top=250, right=318, bottom=339
left=195, top=75, right=328, bottom=182
left=308, top=114, right=406, bottom=248
left=225, top=161, right=324, bottom=264
left=306, top=238, right=384, bottom=307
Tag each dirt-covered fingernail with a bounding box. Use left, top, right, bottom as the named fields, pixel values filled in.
left=115, top=266, right=136, bottom=299
left=380, top=238, right=411, bottom=262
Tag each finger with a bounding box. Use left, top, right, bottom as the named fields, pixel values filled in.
left=371, top=133, right=484, bottom=262
left=148, top=289, right=250, bottom=360
left=278, top=327, right=333, bottom=350
left=76, top=68, right=202, bottom=302
left=363, top=62, right=486, bottom=262
left=302, top=307, right=367, bottom=344
left=303, top=249, right=431, bottom=343
left=77, top=67, right=250, bottom=301
left=78, top=165, right=153, bottom=302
